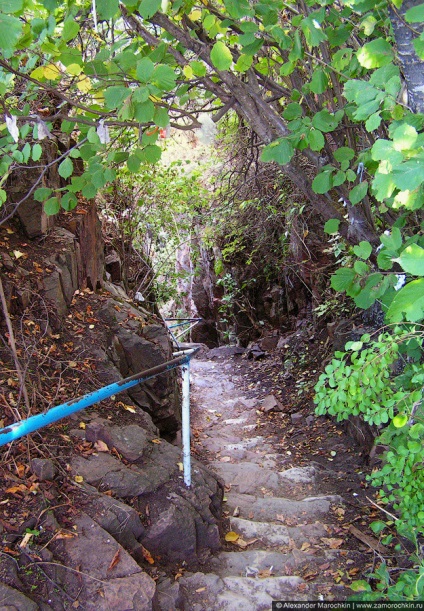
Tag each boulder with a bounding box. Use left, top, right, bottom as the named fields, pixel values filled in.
left=71, top=426, right=223, bottom=565
left=48, top=512, right=157, bottom=610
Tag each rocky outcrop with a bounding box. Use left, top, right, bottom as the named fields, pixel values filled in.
left=71, top=419, right=223, bottom=565
left=97, top=299, right=180, bottom=434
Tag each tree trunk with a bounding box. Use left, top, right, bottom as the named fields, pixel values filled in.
left=389, top=0, right=424, bottom=113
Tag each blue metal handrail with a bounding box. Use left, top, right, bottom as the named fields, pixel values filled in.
left=0, top=347, right=200, bottom=486
left=164, top=318, right=202, bottom=348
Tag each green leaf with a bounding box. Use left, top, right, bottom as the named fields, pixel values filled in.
left=386, top=278, right=424, bottom=322
left=282, top=103, right=302, bottom=121
left=365, top=112, right=381, bottom=132
left=154, top=106, right=169, bottom=128
left=393, top=159, right=424, bottom=191
left=409, top=423, right=424, bottom=439
left=134, top=99, right=155, bottom=123
left=324, top=219, right=340, bottom=235
left=332, top=170, right=345, bottom=187
left=234, top=54, right=253, bottom=72
left=301, top=14, right=327, bottom=47
left=138, top=0, right=161, bottom=18
left=350, top=580, right=371, bottom=593
left=34, top=187, right=52, bottom=202
left=349, top=181, right=368, bottom=205
left=136, top=58, right=155, bottom=83
left=210, top=41, right=233, bottom=71
left=97, top=0, right=119, bottom=20
left=357, top=38, right=394, bottom=69
left=312, top=109, right=340, bottom=133
left=381, top=227, right=402, bottom=251
left=260, top=138, right=294, bottom=165
left=354, top=261, right=369, bottom=275
left=127, top=154, right=141, bottom=173
left=413, top=35, right=424, bottom=60
left=405, top=3, right=424, bottom=23
left=312, top=170, right=333, bottom=194
left=370, top=521, right=386, bottom=535
left=392, top=124, right=418, bottom=151
left=372, top=171, right=396, bottom=202
left=60, top=192, right=77, bottom=211
left=140, top=144, right=161, bottom=163
left=309, top=68, right=328, bottom=94
left=308, top=128, right=324, bottom=151
left=353, top=240, right=372, bottom=260
left=395, top=244, right=424, bottom=276
left=393, top=414, right=408, bottom=428
left=62, top=19, right=79, bottom=42
left=104, top=86, right=130, bottom=109
left=334, top=147, right=355, bottom=163
left=152, top=64, right=177, bottom=91
left=1, top=1, right=24, bottom=13
left=331, top=267, right=356, bottom=292
left=58, top=157, right=73, bottom=179
left=371, top=139, right=403, bottom=164
left=0, top=14, right=23, bottom=51
left=191, top=61, right=207, bottom=77
left=44, top=197, right=60, bottom=216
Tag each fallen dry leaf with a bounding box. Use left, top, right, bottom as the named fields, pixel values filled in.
left=13, top=250, right=25, bottom=259
left=225, top=531, right=240, bottom=542
left=300, top=542, right=311, bottom=551
left=6, top=484, right=27, bottom=494
left=141, top=545, right=154, bottom=565
left=19, top=532, right=33, bottom=549
left=107, top=549, right=121, bottom=571
left=258, top=568, right=274, bottom=578
left=74, top=475, right=84, bottom=483
left=151, top=439, right=161, bottom=444
left=195, top=587, right=206, bottom=593
left=321, top=537, right=344, bottom=549
left=94, top=440, right=109, bottom=452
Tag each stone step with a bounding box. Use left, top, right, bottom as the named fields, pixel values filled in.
left=229, top=516, right=327, bottom=547
left=209, top=549, right=315, bottom=577
left=179, top=572, right=309, bottom=611
left=210, top=462, right=316, bottom=495
left=225, top=492, right=341, bottom=524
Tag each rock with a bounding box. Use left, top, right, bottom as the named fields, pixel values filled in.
left=229, top=517, right=291, bottom=547
left=0, top=583, right=38, bottom=610
left=179, top=572, right=307, bottom=611
left=85, top=420, right=150, bottom=463
left=279, top=466, right=316, bottom=484
left=306, top=415, right=315, bottom=426
left=42, top=270, right=68, bottom=316
left=225, top=492, right=332, bottom=523
left=291, top=411, right=303, bottom=424
left=207, top=346, right=245, bottom=359
left=0, top=251, right=14, bottom=270
left=71, top=442, right=223, bottom=565
left=261, top=394, right=284, bottom=413
left=105, top=250, right=122, bottom=282
left=81, top=484, right=146, bottom=553
left=156, top=576, right=182, bottom=611
left=97, top=300, right=179, bottom=435
left=247, top=343, right=266, bottom=360
left=259, top=335, right=279, bottom=351
left=48, top=512, right=156, bottom=611
left=31, top=458, right=57, bottom=481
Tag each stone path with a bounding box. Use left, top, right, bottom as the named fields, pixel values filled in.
left=177, top=349, right=362, bottom=610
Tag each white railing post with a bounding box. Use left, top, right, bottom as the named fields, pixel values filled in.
left=181, top=360, right=191, bottom=487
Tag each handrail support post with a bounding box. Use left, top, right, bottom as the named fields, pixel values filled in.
left=181, top=360, right=191, bottom=488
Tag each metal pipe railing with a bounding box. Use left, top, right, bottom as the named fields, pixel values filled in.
left=0, top=347, right=200, bottom=487
left=164, top=318, right=202, bottom=348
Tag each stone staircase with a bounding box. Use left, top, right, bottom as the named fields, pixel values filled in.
left=174, top=350, right=362, bottom=610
